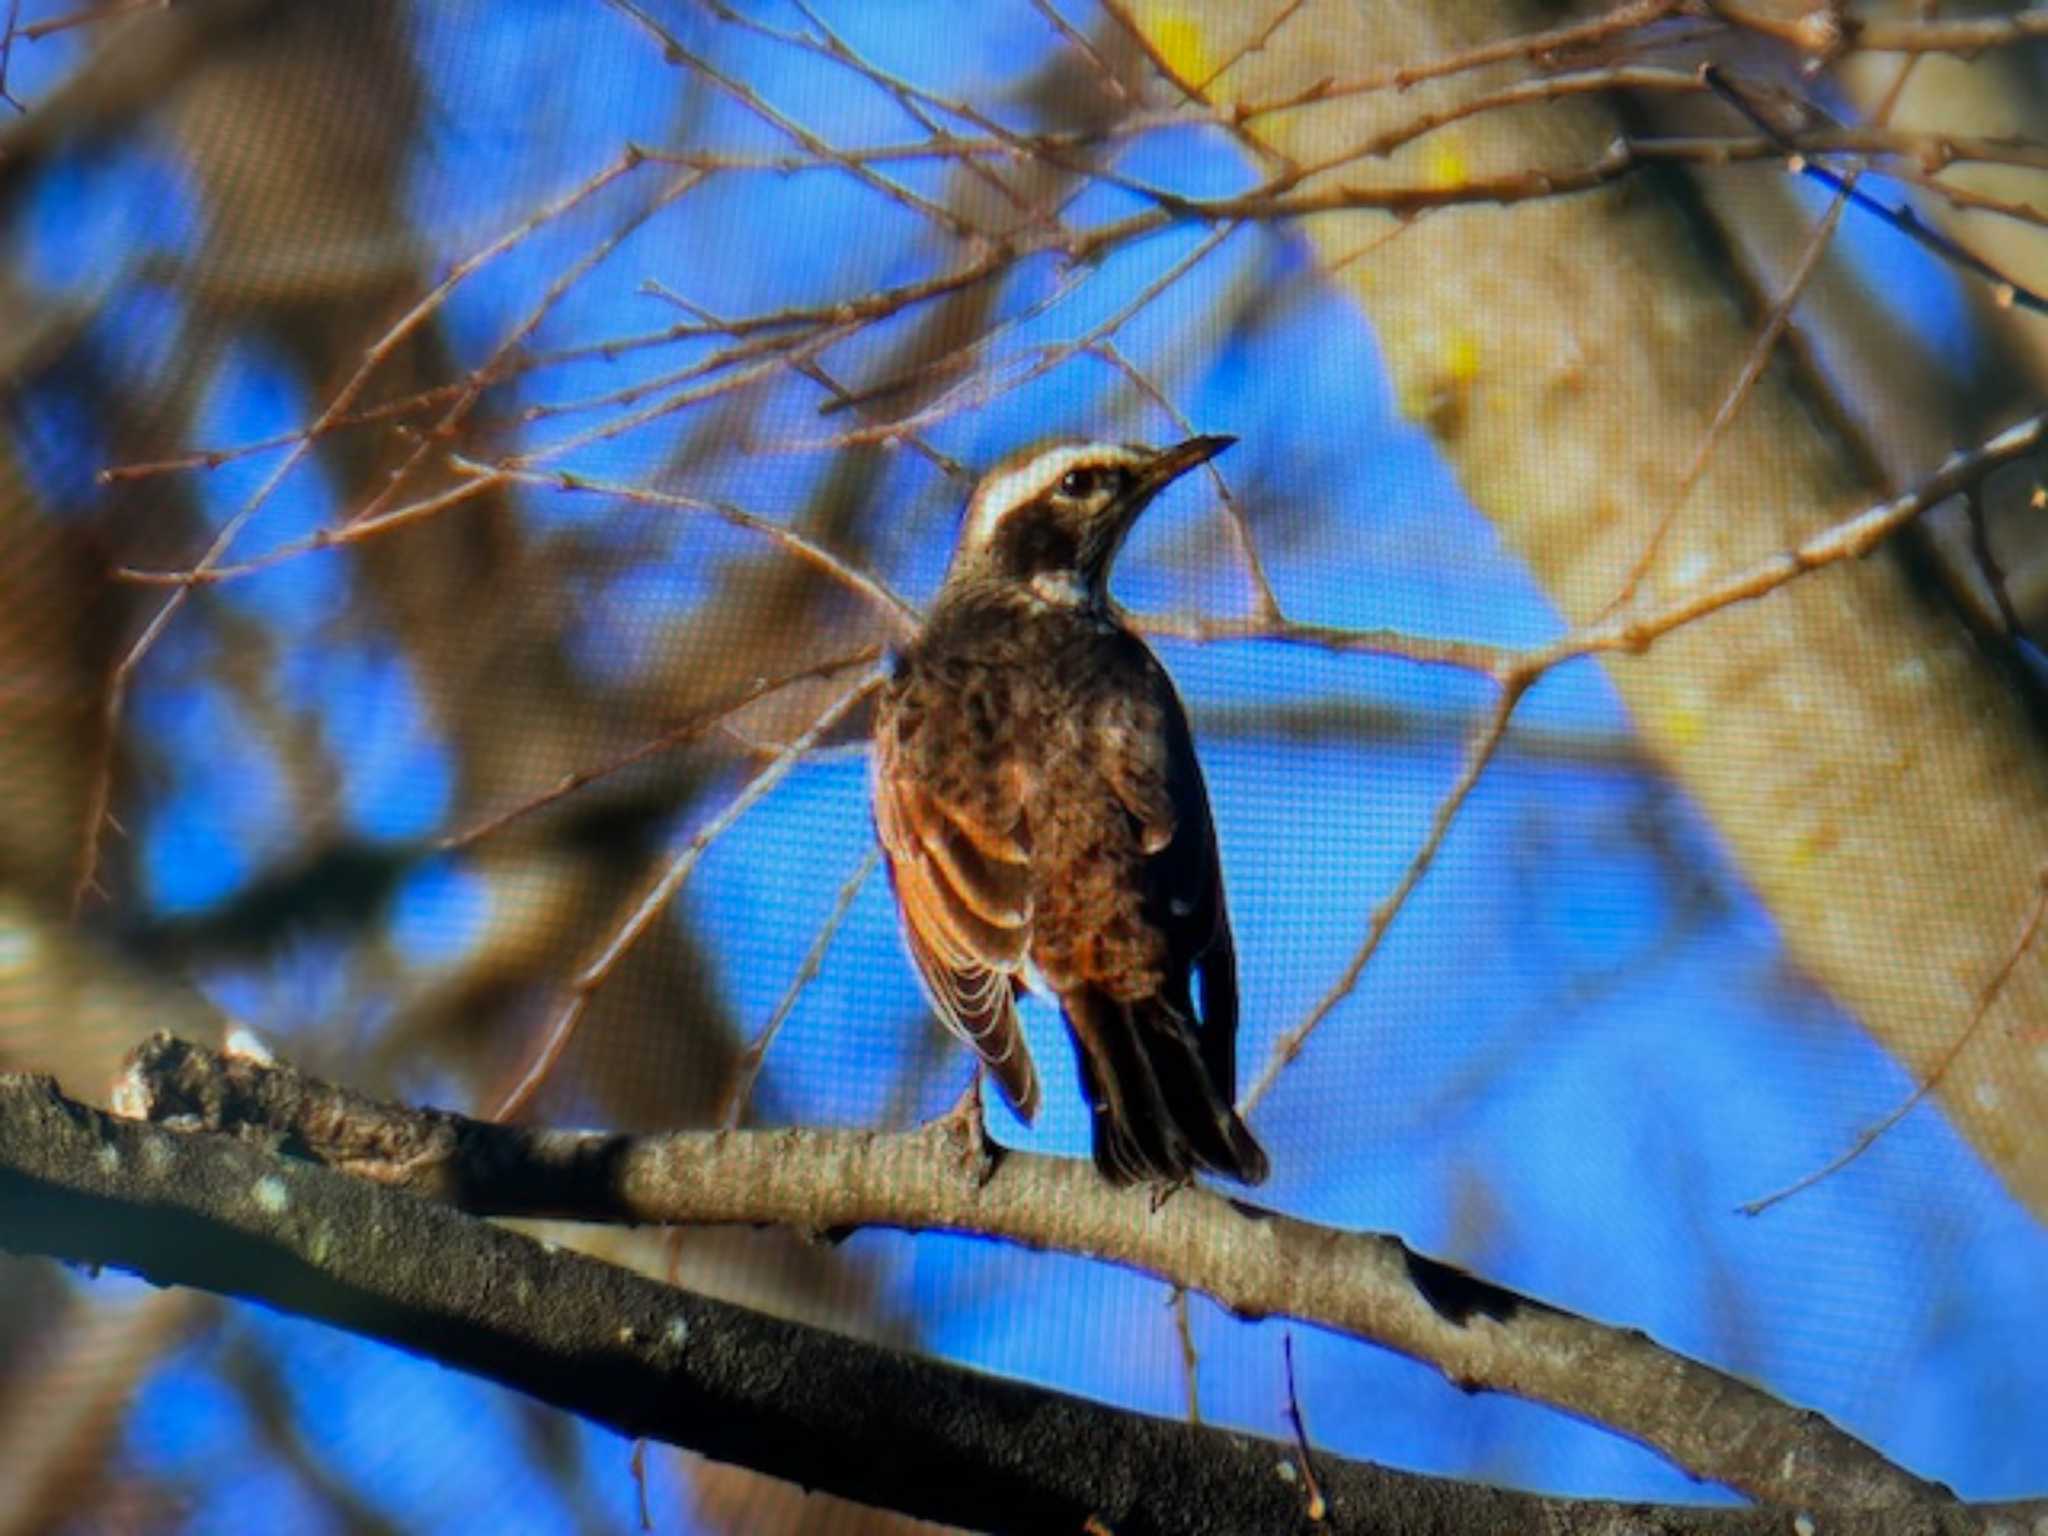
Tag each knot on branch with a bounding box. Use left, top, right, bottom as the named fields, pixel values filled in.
left=114, top=1031, right=465, bottom=1192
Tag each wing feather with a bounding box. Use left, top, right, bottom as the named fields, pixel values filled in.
left=872, top=721, right=1039, bottom=1119
left=1053, top=633, right=1265, bottom=1183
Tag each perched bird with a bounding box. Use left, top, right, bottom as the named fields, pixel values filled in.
left=871, top=436, right=1268, bottom=1186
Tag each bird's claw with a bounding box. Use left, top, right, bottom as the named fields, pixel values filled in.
left=1148, top=1174, right=1193, bottom=1213
left=934, top=1068, right=1003, bottom=1187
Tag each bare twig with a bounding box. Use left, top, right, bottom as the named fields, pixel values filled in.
left=1090, top=339, right=1281, bottom=618
left=1713, top=4, right=2048, bottom=56
left=0, top=0, right=25, bottom=112
left=111, top=472, right=508, bottom=586
left=1740, top=867, right=2048, bottom=1217
left=1229, top=405, right=2045, bottom=1117
left=469, top=461, right=921, bottom=638
left=14, top=0, right=159, bottom=44
left=1282, top=1334, right=1327, bottom=1523
left=1243, top=679, right=1525, bottom=1115
left=72, top=147, right=657, bottom=909
left=719, top=844, right=881, bottom=1128
left=1701, top=65, right=2048, bottom=316
left=1193, top=0, right=1310, bottom=96
left=1604, top=43, right=1927, bottom=612
left=98, top=378, right=480, bottom=484
left=800, top=221, right=1242, bottom=449
left=606, top=0, right=978, bottom=240
left=1169, top=1288, right=1200, bottom=1426
left=491, top=673, right=882, bottom=1120
left=1524, top=407, right=2048, bottom=675
left=1027, top=0, right=1131, bottom=103
left=437, top=645, right=882, bottom=852
left=1233, top=0, right=1688, bottom=121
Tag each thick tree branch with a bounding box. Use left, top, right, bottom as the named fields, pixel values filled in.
left=9, top=1062, right=2034, bottom=1535
left=89, top=1034, right=1955, bottom=1510
left=2, top=1067, right=1983, bottom=1536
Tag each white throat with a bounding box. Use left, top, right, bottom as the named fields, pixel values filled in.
left=1028, top=569, right=1091, bottom=608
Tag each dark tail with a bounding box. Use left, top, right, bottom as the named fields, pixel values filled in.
left=1064, top=988, right=1269, bottom=1186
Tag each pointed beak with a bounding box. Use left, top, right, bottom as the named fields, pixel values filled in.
left=1085, top=434, right=1236, bottom=587
left=1140, top=433, right=1236, bottom=494
left=1111, top=434, right=1235, bottom=539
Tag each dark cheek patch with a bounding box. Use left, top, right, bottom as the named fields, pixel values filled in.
left=992, top=506, right=1081, bottom=581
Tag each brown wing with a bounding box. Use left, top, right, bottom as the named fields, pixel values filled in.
left=871, top=680, right=1040, bottom=1119
left=1096, top=640, right=1235, bottom=1071
left=1049, top=634, right=1264, bottom=1183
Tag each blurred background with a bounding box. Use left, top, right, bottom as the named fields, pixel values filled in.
left=2, top=1, right=2047, bottom=1530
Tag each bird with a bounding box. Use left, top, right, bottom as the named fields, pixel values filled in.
left=870, top=435, right=1269, bottom=1186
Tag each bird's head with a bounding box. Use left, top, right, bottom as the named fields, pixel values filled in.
left=944, top=435, right=1235, bottom=606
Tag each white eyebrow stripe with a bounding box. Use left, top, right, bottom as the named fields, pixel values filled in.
left=961, top=444, right=1097, bottom=549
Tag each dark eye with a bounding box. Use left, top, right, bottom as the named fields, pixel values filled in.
left=1058, top=468, right=1096, bottom=498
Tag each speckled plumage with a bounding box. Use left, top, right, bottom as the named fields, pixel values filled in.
left=871, top=438, right=1268, bottom=1186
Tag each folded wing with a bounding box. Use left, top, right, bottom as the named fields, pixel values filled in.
left=871, top=717, right=1039, bottom=1118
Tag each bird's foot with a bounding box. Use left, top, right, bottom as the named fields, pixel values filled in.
left=933, top=1069, right=1003, bottom=1188
left=1148, top=1174, right=1193, bottom=1213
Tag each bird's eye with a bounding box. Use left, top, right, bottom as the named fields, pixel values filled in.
left=1058, top=468, right=1096, bottom=498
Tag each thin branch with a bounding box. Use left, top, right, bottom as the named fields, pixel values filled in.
left=1137, top=407, right=2048, bottom=677
left=437, top=645, right=882, bottom=853
left=14, top=0, right=158, bottom=44
left=1130, top=608, right=1519, bottom=676
left=1882, top=163, right=2048, bottom=238
left=1027, top=0, right=1132, bottom=104
left=1089, top=339, right=1281, bottom=619
left=1242, top=680, right=1525, bottom=1115
left=1604, top=43, right=1925, bottom=613
left=71, top=146, right=656, bottom=910
left=1701, top=65, right=2048, bottom=316
left=639, top=284, right=969, bottom=477
left=0, top=0, right=24, bottom=112
left=606, top=0, right=978, bottom=241
left=1295, top=64, right=1704, bottom=182
left=507, top=313, right=879, bottom=463
left=97, top=378, right=480, bottom=484
left=1740, top=867, right=2048, bottom=1217
left=110, top=472, right=507, bottom=587
left=1523, top=407, right=2048, bottom=675
left=780, top=0, right=1052, bottom=229
left=719, top=844, right=881, bottom=1128
left=490, top=673, right=882, bottom=1120
left=1092, top=0, right=1214, bottom=111
left=1170, top=1287, right=1201, bottom=1426
left=1282, top=1334, right=1328, bottom=1524
left=1847, top=7, right=2048, bottom=52
left=1193, top=0, right=1310, bottom=96
left=802, top=221, right=1241, bottom=450
left=341, top=162, right=715, bottom=539
left=1232, top=0, right=1689, bottom=121
left=469, top=460, right=921, bottom=638
left=1713, top=4, right=2048, bottom=56
left=113, top=158, right=700, bottom=634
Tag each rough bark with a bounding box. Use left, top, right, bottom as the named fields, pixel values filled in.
left=90, top=1034, right=1964, bottom=1509
left=6, top=1061, right=2040, bottom=1534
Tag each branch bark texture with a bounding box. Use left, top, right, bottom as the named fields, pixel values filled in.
left=0, top=1066, right=1962, bottom=1536
left=99, top=1035, right=1958, bottom=1511
left=7, top=1055, right=2035, bottom=1533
